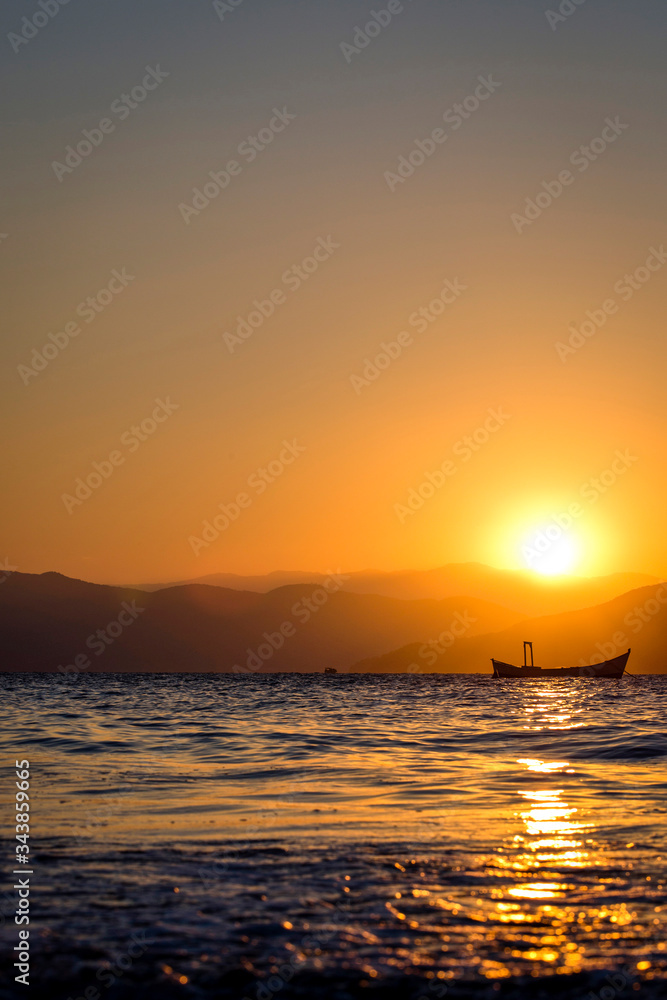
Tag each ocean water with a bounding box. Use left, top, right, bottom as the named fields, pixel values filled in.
left=1, top=673, right=666, bottom=999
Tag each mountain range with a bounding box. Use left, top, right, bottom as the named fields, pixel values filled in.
left=1, top=565, right=664, bottom=674
left=128, top=563, right=657, bottom=618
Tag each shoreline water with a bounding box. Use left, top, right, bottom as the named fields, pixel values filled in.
left=1, top=673, right=665, bottom=998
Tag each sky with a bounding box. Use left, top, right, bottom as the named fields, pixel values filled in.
left=2, top=0, right=667, bottom=584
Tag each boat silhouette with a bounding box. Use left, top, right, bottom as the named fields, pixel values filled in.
left=492, top=641, right=630, bottom=678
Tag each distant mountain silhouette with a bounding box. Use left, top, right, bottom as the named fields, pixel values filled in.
left=351, top=583, right=667, bottom=675
left=4, top=571, right=663, bottom=675
left=130, top=570, right=325, bottom=593
left=128, top=563, right=657, bottom=618
left=0, top=571, right=524, bottom=674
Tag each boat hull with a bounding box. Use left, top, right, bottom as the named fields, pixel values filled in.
left=491, top=649, right=630, bottom=678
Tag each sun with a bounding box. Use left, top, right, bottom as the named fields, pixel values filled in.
left=520, top=525, right=581, bottom=576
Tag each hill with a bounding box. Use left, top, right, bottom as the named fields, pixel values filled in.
left=127, top=563, right=657, bottom=618
left=351, top=583, right=667, bottom=675
left=0, top=571, right=523, bottom=674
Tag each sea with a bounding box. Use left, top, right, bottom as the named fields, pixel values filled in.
left=1, top=673, right=666, bottom=999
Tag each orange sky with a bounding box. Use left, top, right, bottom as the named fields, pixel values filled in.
left=3, top=0, right=666, bottom=584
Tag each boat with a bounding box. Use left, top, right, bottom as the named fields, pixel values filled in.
left=492, top=641, right=630, bottom=678
left=324, top=667, right=338, bottom=674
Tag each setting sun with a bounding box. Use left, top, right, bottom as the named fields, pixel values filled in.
left=520, top=527, right=581, bottom=577
left=2, top=4, right=667, bottom=1000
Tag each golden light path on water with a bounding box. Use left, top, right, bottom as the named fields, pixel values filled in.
left=476, top=687, right=646, bottom=980
left=4, top=674, right=666, bottom=987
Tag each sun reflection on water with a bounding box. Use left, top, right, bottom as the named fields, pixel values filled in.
left=486, top=689, right=609, bottom=975
left=8, top=675, right=665, bottom=986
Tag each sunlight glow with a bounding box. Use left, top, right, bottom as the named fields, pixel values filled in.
left=520, top=526, right=580, bottom=576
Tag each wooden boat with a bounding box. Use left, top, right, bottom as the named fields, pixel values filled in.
left=492, top=641, right=630, bottom=678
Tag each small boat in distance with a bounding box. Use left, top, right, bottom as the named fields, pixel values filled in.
left=492, top=641, right=630, bottom=678
left=324, top=667, right=338, bottom=674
